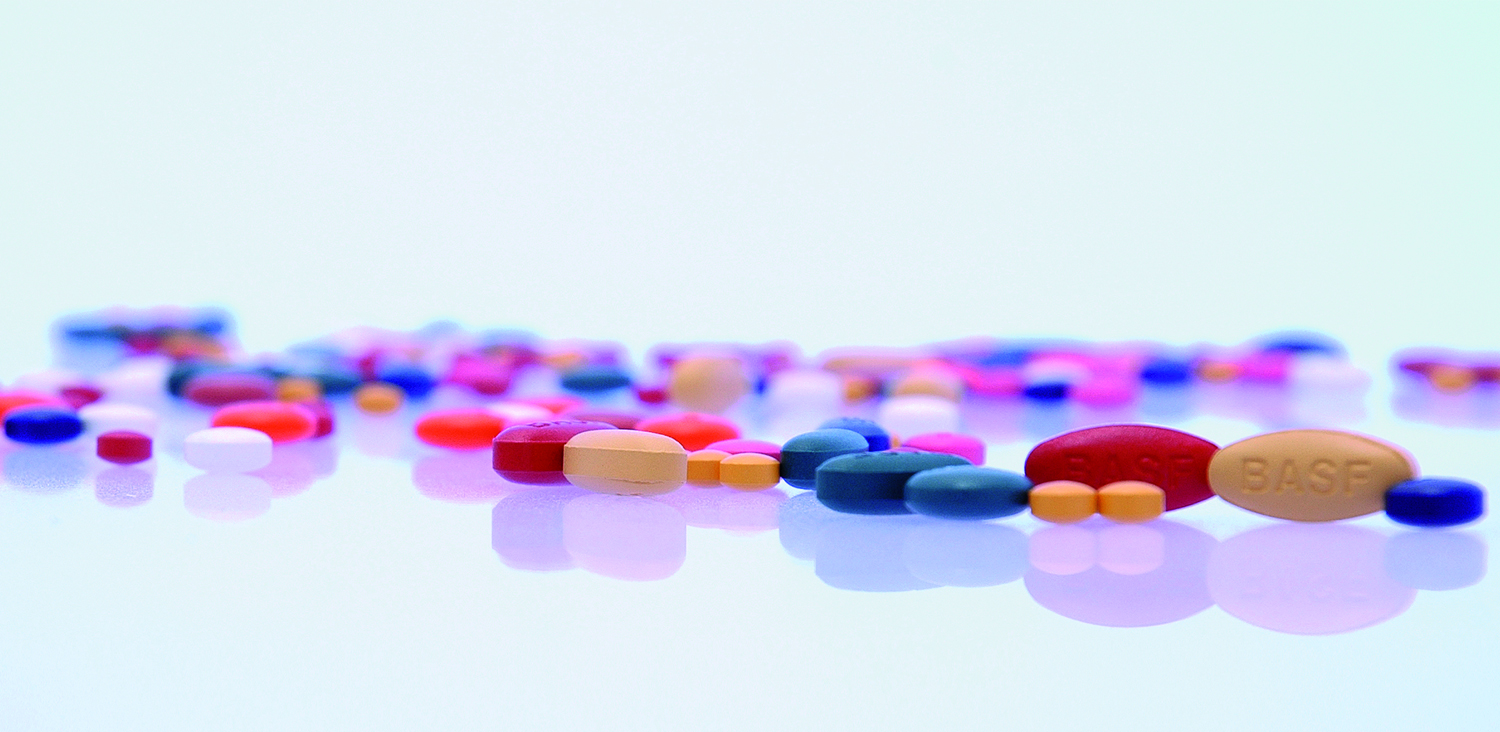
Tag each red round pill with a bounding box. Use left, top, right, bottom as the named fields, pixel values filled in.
left=211, top=400, right=320, bottom=443
left=635, top=412, right=740, bottom=451
left=97, top=430, right=152, bottom=465
left=414, top=408, right=507, bottom=450
left=492, top=419, right=618, bottom=484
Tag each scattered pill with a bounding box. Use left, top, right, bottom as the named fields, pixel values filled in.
left=210, top=401, right=320, bottom=444
left=1384, top=478, right=1485, bottom=528
left=877, top=394, right=960, bottom=437
left=415, top=409, right=506, bottom=450
left=1029, top=481, right=1098, bottom=524
left=1097, top=481, right=1165, bottom=523
left=562, top=429, right=688, bottom=496
left=184, top=372, right=277, bottom=407
left=668, top=355, right=749, bottom=413
left=904, top=466, right=1032, bottom=520
left=636, top=412, right=740, bottom=451
left=4, top=406, right=84, bottom=445
left=354, top=382, right=405, bottom=414
left=719, top=453, right=781, bottom=491
left=492, top=419, right=618, bottom=484
left=815, top=450, right=970, bottom=515
left=704, top=438, right=781, bottom=459
left=183, top=426, right=273, bottom=473
left=97, top=430, right=152, bottom=465
left=817, top=417, right=890, bottom=452
left=1207, top=429, right=1416, bottom=521
left=901, top=432, right=985, bottom=465
left=77, top=402, right=159, bottom=436
left=686, top=449, right=730, bottom=485
left=1025, top=424, right=1219, bottom=511
left=779, top=428, right=871, bottom=490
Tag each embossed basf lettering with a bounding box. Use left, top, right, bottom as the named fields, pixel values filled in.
left=1207, top=430, right=1415, bottom=521
left=1025, top=425, right=1220, bottom=511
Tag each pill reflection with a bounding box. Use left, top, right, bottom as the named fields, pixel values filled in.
left=1207, top=524, right=1414, bottom=635
left=655, top=486, right=787, bottom=533
left=1383, top=530, right=1487, bottom=591
left=94, top=465, right=154, bottom=507
left=902, top=522, right=1027, bottom=588
left=253, top=438, right=337, bottom=498
left=491, top=487, right=587, bottom=572
left=815, top=516, right=937, bottom=592
left=183, top=473, right=273, bottom=521
left=3, top=447, right=87, bottom=493
left=1024, top=520, right=1216, bottom=628
left=412, top=450, right=510, bottom=503
left=562, top=494, right=687, bottom=581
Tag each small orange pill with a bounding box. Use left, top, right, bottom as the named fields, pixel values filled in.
left=1097, top=481, right=1166, bottom=523
left=276, top=376, right=323, bottom=403
left=1029, top=480, right=1097, bottom=524
left=1428, top=364, right=1477, bottom=393
left=718, top=453, right=780, bottom=491
left=687, top=449, right=729, bottom=485
left=354, top=382, right=404, bottom=414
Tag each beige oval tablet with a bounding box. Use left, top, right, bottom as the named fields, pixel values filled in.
left=563, top=429, right=688, bottom=496
left=1207, top=429, right=1415, bottom=521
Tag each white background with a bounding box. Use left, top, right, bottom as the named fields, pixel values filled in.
left=1, top=3, right=1498, bottom=731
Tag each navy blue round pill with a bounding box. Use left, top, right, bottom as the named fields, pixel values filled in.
left=1384, top=478, right=1485, bottom=528
left=904, top=466, right=1033, bottom=520
left=780, top=428, right=870, bottom=490
left=817, top=417, right=891, bottom=452
left=816, top=451, right=971, bottom=515
left=1022, top=382, right=1069, bottom=400
left=1140, top=358, right=1193, bottom=385
left=5, top=407, right=85, bottom=445
left=560, top=364, right=633, bottom=394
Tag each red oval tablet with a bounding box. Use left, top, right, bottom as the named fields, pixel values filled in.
left=415, top=409, right=507, bottom=450
left=492, top=419, right=618, bottom=484
left=211, top=400, right=319, bottom=443
left=185, top=372, right=277, bottom=407
left=1024, top=424, right=1219, bottom=511
left=635, top=412, right=740, bottom=451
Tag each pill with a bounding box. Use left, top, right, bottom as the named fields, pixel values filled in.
left=492, top=419, right=618, bottom=484
left=520, top=396, right=585, bottom=415
left=304, top=400, right=335, bottom=439
left=77, top=402, right=159, bottom=436
left=1097, top=481, right=1165, bottom=523
left=1384, top=478, right=1485, bottom=528
left=59, top=385, right=103, bottom=409
left=817, top=417, right=890, bottom=452
left=779, top=428, right=871, bottom=489
left=668, top=354, right=749, bottom=413
left=636, top=412, right=740, bottom=451
left=1029, top=481, right=1098, bottom=524
left=210, top=401, right=319, bottom=443
left=815, top=451, right=971, bottom=515
left=903, top=466, right=1032, bottom=520
left=1023, top=382, right=1069, bottom=400
left=764, top=369, right=843, bottom=414
left=4, top=406, right=84, bottom=444
left=889, top=367, right=964, bottom=401
left=183, top=372, right=277, bottom=407
left=1427, top=364, right=1476, bottom=393
left=719, top=453, right=781, bottom=491
left=562, top=429, right=688, bottom=496
left=97, top=430, right=152, bottom=465
left=1207, top=429, right=1416, bottom=521
left=877, top=394, right=960, bottom=437
left=1024, top=424, right=1220, bottom=511
left=377, top=363, right=437, bottom=398
left=486, top=401, right=554, bottom=424
left=276, top=376, right=323, bottom=403
left=705, top=438, right=781, bottom=459
left=901, top=432, right=985, bottom=465
left=686, top=449, right=730, bottom=484
left=183, top=426, right=274, bottom=472
left=354, top=382, right=405, bottom=414
left=561, top=364, right=633, bottom=394
left=0, top=391, right=63, bottom=419
left=1140, top=358, right=1193, bottom=385
left=414, top=408, right=507, bottom=450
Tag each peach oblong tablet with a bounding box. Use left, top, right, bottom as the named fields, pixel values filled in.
left=562, top=429, right=688, bottom=496
left=1207, top=429, right=1416, bottom=522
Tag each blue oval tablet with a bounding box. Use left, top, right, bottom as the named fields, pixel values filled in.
left=1022, top=382, right=1069, bottom=400
left=378, top=364, right=438, bottom=399
left=817, top=417, right=890, bottom=452
left=560, top=364, right=633, bottom=394
left=5, top=407, right=84, bottom=445
left=1385, top=478, right=1485, bottom=528
left=816, top=451, right=970, bottom=515
left=780, top=428, right=870, bottom=490
left=904, top=466, right=1033, bottom=520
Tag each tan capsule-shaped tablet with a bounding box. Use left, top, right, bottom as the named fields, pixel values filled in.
left=563, top=429, right=688, bottom=496
left=719, top=453, right=781, bottom=491
left=276, top=376, right=323, bottom=403
left=354, top=382, right=404, bottom=414
left=668, top=355, right=749, bottom=413
left=1029, top=480, right=1098, bottom=524
left=686, top=449, right=729, bottom=485
left=1097, top=481, right=1165, bottom=523
left=1207, top=429, right=1416, bottom=522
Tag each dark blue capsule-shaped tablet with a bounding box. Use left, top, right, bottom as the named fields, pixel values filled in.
left=1139, top=358, right=1193, bottom=385
left=816, top=451, right=971, bottom=515
left=904, top=466, right=1033, bottom=520
left=560, top=364, right=633, bottom=394
left=818, top=417, right=890, bottom=452
left=1385, top=478, right=1485, bottom=528
left=378, top=364, right=438, bottom=398
left=5, top=407, right=85, bottom=445
left=1022, top=382, right=1069, bottom=400
left=780, top=428, right=870, bottom=490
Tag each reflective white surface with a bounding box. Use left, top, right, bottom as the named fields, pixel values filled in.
left=0, top=375, right=1494, bottom=731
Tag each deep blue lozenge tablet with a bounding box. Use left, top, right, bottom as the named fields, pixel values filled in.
left=816, top=451, right=970, bottom=515
left=5, top=407, right=85, bottom=445
left=1385, top=478, right=1485, bottom=528
left=1140, top=358, right=1192, bottom=385
left=1022, top=382, right=1068, bottom=400
left=378, top=364, right=438, bottom=399
left=904, top=466, right=1033, bottom=520
left=780, top=428, right=870, bottom=490
left=818, top=417, right=890, bottom=452
left=560, top=364, right=633, bottom=394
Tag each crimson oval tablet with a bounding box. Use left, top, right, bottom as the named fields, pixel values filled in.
left=492, top=420, right=618, bottom=485
left=1024, top=424, right=1219, bottom=511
